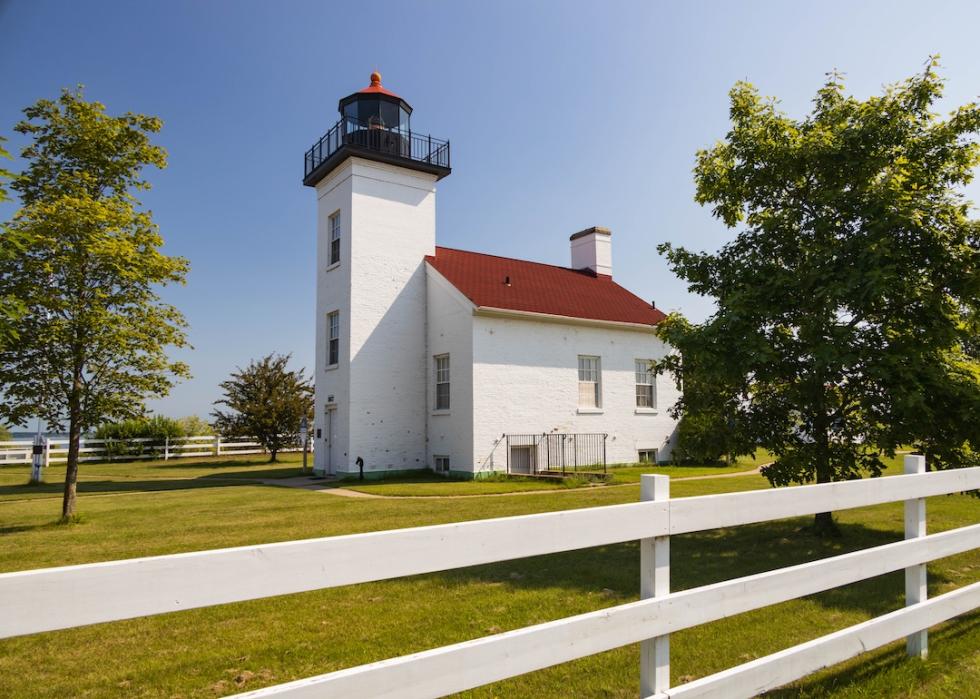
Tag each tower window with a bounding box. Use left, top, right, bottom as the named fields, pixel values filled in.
left=578, top=355, right=601, bottom=408
left=327, top=311, right=339, bottom=366
left=434, top=354, right=450, bottom=410
left=635, top=359, right=656, bottom=409
left=329, top=212, right=341, bottom=266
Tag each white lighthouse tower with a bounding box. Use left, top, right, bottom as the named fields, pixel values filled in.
left=304, top=72, right=451, bottom=477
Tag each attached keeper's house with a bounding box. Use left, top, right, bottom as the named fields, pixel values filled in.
left=305, top=73, right=679, bottom=479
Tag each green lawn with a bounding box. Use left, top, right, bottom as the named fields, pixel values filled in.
left=0, top=453, right=976, bottom=698
left=606, top=448, right=775, bottom=483
left=0, top=452, right=304, bottom=502
left=338, top=473, right=598, bottom=496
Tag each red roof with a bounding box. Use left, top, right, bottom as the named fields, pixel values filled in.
left=425, top=247, right=666, bottom=326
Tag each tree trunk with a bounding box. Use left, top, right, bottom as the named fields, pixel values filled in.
left=61, top=371, right=83, bottom=520
left=269, top=448, right=278, bottom=463
left=811, top=401, right=841, bottom=537
left=812, top=449, right=841, bottom=537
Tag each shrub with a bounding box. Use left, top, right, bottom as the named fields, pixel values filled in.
left=672, top=413, right=728, bottom=465
left=176, top=415, right=213, bottom=436
left=95, top=416, right=184, bottom=459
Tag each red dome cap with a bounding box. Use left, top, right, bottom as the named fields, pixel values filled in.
left=358, top=71, right=401, bottom=99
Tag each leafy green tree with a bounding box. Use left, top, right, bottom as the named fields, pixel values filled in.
left=176, top=415, right=213, bottom=436
left=0, top=135, right=25, bottom=349
left=96, top=416, right=179, bottom=441
left=0, top=424, right=11, bottom=441
left=0, top=87, right=189, bottom=519
left=212, top=353, right=313, bottom=462
left=656, top=324, right=752, bottom=465
left=657, top=60, right=980, bottom=535
left=0, top=135, right=12, bottom=202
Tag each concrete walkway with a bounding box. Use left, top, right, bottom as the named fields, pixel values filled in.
left=260, top=464, right=771, bottom=500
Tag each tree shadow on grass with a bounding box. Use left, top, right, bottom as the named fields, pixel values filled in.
left=764, top=609, right=980, bottom=697
left=431, top=518, right=963, bottom=619
left=0, top=468, right=303, bottom=500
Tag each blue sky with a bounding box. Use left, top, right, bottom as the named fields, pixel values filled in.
left=2, top=0, right=980, bottom=420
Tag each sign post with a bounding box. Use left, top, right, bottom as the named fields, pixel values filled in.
left=30, top=433, right=44, bottom=484
left=299, top=417, right=309, bottom=474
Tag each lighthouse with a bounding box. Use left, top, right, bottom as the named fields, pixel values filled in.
left=304, top=73, right=451, bottom=477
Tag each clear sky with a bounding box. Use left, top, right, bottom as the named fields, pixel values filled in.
left=2, top=0, right=980, bottom=420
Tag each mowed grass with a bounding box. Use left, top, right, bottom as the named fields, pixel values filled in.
left=0, top=454, right=977, bottom=698
left=606, top=448, right=775, bottom=483
left=0, top=452, right=304, bottom=502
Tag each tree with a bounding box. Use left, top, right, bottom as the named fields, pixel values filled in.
left=0, top=135, right=25, bottom=349
left=212, top=354, right=313, bottom=462
left=656, top=60, right=980, bottom=535
left=0, top=87, right=189, bottom=519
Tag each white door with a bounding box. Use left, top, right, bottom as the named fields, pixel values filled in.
left=510, top=446, right=534, bottom=475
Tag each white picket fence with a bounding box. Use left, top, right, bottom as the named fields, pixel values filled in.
left=0, top=457, right=977, bottom=699
left=0, top=434, right=307, bottom=466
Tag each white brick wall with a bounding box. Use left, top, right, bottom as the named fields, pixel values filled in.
left=314, top=158, right=438, bottom=476
left=311, top=160, right=679, bottom=478
left=471, top=314, right=680, bottom=471
left=425, top=266, right=475, bottom=473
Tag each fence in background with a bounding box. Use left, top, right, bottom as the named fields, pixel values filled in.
left=0, top=458, right=977, bottom=699
left=0, top=434, right=308, bottom=466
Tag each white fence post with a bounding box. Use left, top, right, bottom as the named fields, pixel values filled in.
left=214, top=435, right=221, bottom=457
left=904, top=453, right=927, bottom=658
left=640, top=474, right=670, bottom=696
left=164, top=436, right=170, bottom=461
left=43, top=437, right=50, bottom=469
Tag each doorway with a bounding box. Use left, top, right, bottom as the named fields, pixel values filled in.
left=509, top=445, right=535, bottom=475
left=325, top=406, right=336, bottom=476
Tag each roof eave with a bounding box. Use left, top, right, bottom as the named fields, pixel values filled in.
left=473, top=306, right=661, bottom=333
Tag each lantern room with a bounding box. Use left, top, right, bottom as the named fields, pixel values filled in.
left=303, top=72, right=450, bottom=187
left=339, top=71, right=412, bottom=133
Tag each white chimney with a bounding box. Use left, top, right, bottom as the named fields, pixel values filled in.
left=569, top=226, right=612, bottom=276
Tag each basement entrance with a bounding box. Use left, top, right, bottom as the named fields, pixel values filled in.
left=504, top=433, right=608, bottom=477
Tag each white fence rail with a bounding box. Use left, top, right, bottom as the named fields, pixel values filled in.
left=0, top=458, right=977, bottom=699
left=0, top=434, right=308, bottom=466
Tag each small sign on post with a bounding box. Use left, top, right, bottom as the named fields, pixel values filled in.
left=300, top=416, right=309, bottom=474
left=30, top=433, right=44, bottom=484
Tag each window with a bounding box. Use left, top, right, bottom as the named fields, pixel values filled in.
left=578, top=355, right=601, bottom=408
left=434, top=354, right=450, bottom=410
left=434, top=455, right=450, bottom=473
left=328, top=212, right=341, bottom=266
left=327, top=311, right=339, bottom=366
left=635, top=359, right=656, bottom=409
left=638, top=449, right=658, bottom=464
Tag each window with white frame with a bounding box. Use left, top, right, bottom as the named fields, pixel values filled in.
left=635, top=359, right=656, bottom=409
left=327, top=311, right=339, bottom=366
left=434, top=354, right=450, bottom=410
left=434, top=455, right=450, bottom=473
left=328, top=211, right=341, bottom=266
left=577, top=355, right=601, bottom=408
left=638, top=449, right=658, bottom=464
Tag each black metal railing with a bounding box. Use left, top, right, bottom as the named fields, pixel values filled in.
left=504, top=433, right=608, bottom=476
left=304, top=116, right=450, bottom=179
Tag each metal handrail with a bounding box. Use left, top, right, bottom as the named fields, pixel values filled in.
left=304, top=115, right=450, bottom=178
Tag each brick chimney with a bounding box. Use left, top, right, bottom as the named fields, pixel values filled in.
left=569, top=226, right=612, bottom=276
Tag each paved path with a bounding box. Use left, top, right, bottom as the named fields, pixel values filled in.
left=260, top=464, right=771, bottom=500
